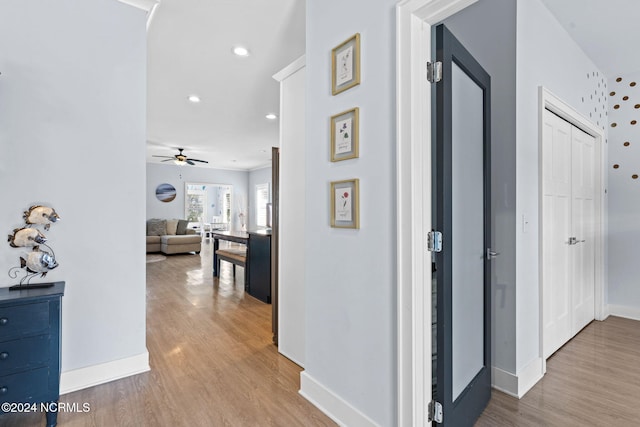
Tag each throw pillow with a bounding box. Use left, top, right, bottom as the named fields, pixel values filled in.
left=166, top=219, right=179, bottom=235
left=146, top=219, right=159, bottom=235
left=176, top=219, right=189, bottom=235
left=147, top=219, right=167, bottom=236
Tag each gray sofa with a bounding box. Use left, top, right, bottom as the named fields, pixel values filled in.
left=146, top=219, right=201, bottom=254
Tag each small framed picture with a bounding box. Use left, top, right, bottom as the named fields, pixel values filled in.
left=330, top=179, right=360, bottom=229
left=332, top=33, right=361, bottom=95
left=331, top=107, right=359, bottom=162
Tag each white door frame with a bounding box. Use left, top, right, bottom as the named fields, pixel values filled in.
left=538, top=86, right=607, bottom=373
left=396, top=0, right=477, bottom=425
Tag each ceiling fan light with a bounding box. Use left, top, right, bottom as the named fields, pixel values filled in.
left=188, top=95, right=201, bottom=103
left=174, top=159, right=186, bottom=166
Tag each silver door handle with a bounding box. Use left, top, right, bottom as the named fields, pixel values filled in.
left=486, top=249, right=500, bottom=260
left=568, top=237, right=586, bottom=245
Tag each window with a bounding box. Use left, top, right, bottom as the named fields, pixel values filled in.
left=185, top=184, right=206, bottom=223
left=255, top=183, right=270, bottom=227
left=184, top=183, right=233, bottom=227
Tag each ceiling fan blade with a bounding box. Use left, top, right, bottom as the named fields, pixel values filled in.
left=161, top=159, right=174, bottom=162
left=186, top=160, right=195, bottom=165
left=152, top=155, right=174, bottom=159
left=190, top=159, right=209, bottom=163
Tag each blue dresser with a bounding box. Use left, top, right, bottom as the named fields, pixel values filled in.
left=0, top=282, right=64, bottom=427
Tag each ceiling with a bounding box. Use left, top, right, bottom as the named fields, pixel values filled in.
left=146, top=0, right=305, bottom=170
left=540, top=0, right=640, bottom=78
left=145, top=1, right=639, bottom=171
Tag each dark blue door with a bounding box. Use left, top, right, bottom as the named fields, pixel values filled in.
left=432, top=24, right=492, bottom=426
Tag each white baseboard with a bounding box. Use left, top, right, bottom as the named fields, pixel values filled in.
left=608, top=304, right=640, bottom=321
left=60, top=351, right=150, bottom=395
left=299, top=372, right=380, bottom=427
left=491, top=366, right=518, bottom=397
left=491, top=357, right=544, bottom=399
left=517, top=357, right=544, bottom=398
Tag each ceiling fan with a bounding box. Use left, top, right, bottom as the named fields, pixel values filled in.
left=152, top=148, right=209, bottom=166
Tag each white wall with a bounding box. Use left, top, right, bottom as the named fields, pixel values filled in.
left=607, top=70, right=640, bottom=317
left=443, top=0, right=518, bottom=376
left=0, top=0, right=148, bottom=383
left=248, top=166, right=272, bottom=230
left=274, top=58, right=306, bottom=367
left=304, top=1, right=396, bottom=425
left=516, top=0, right=607, bottom=373
left=146, top=163, right=248, bottom=231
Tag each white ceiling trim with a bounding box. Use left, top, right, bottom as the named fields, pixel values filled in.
left=116, top=0, right=159, bottom=13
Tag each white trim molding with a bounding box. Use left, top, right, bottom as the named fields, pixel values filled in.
left=299, top=372, right=379, bottom=427
left=608, top=305, right=640, bottom=321
left=117, top=0, right=158, bottom=12
left=116, top=0, right=159, bottom=30
left=60, top=351, right=150, bottom=395
left=395, top=0, right=477, bottom=425
left=272, top=55, right=306, bottom=82
left=491, top=357, right=543, bottom=399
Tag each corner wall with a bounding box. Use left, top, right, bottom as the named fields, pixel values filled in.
left=304, top=0, right=397, bottom=425
left=607, top=71, right=640, bottom=318
left=443, top=0, right=518, bottom=377
left=516, top=0, right=607, bottom=376
left=0, top=0, right=148, bottom=386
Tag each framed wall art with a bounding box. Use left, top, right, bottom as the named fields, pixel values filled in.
left=331, top=107, right=359, bottom=162
left=156, top=183, right=177, bottom=202
left=330, top=179, right=360, bottom=229
left=331, top=33, right=361, bottom=95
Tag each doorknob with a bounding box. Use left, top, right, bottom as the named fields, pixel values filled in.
left=567, top=237, right=586, bottom=245
left=486, top=249, right=500, bottom=260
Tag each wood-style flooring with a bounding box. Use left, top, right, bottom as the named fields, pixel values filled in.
left=0, top=241, right=335, bottom=427
left=476, top=316, right=640, bottom=426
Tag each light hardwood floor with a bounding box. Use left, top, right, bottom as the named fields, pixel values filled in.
left=0, top=241, right=335, bottom=426
left=4, top=241, right=640, bottom=427
left=476, top=315, right=640, bottom=426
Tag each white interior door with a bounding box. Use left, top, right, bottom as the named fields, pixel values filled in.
left=542, top=109, right=596, bottom=359
left=542, top=110, right=572, bottom=359
left=571, top=126, right=596, bottom=333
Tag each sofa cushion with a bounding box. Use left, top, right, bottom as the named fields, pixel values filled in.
left=161, top=234, right=201, bottom=245
left=166, top=219, right=179, bottom=235
left=176, top=219, right=189, bottom=235
left=147, top=219, right=166, bottom=236
left=146, top=236, right=161, bottom=244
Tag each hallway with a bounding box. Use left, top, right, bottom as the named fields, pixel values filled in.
left=0, top=242, right=334, bottom=426
left=477, top=316, right=640, bottom=426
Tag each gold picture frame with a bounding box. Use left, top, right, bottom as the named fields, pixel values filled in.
left=331, top=33, right=361, bottom=95
left=330, top=107, right=359, bottom=162
left=330, top=179, right=360, bottom=229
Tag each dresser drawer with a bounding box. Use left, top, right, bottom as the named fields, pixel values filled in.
left=0, top=366, right=49, bottom=403
left=0, top=335, right=49, bottom=375
left=0, top=303, right=49, bottom=340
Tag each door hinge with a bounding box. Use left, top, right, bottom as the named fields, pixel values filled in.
left=427, top=61, right=442, bottom=83
left=427, top=231, right=443, bottom=253
left=428, top=400, right=443, bottom=423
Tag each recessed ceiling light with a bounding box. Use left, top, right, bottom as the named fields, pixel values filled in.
left=233, top=46, right=249, bottom=57
left=265, top=113, right=277, bottom=120
left=188, top=95, right=201, bottom=103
